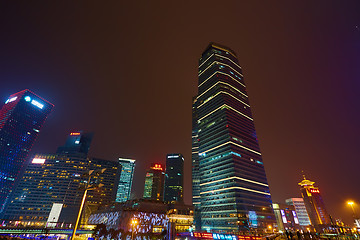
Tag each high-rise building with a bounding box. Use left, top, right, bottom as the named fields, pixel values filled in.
left=164, top=153, right=184, bottom=203
left=285, top=198, right=311, bottom=226
left=2, top=131, right=121, bottom=225
left=192, top=43, right=275, bottom=232
left=116, top=158, right=136, bottom=203
left=143, top=163, right=165, bottom=201
left=298, top=176, right=331, bottom=231
left=0, top=89, right=54, bottom=212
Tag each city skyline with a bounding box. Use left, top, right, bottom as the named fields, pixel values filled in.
left=1, top=1, right=360, bottom=225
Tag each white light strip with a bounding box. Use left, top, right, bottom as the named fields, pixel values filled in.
left=198, top=104, right=252, bottom=122
left=199, top=141, right=261, bottom=156
left=200, top=186, right=270, bottom=196
left=200, top=176, right=268, bottom=187
left=197, top=91, right=250, bottom=109
left=214, top=54, right=242, bottom=70
left=199, top=61, right=243, bottom=78
left=199, top=53, right=215, bottom=68
left=197, top=81, right=248, bottom=100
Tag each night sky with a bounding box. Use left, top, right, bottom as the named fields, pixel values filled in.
left=1, top=1, right=360, bottom=225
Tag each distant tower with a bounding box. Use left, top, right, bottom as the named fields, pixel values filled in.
left=56, top=131, right=93, bottom=155
left=143, top=163, right=165, bottom=201
left=192, top=43, right=275, bottom=232
left=0, top=90, right=53, bottom=212
left=286, top=198, right=311, bottom=226
left=116, top=158, right=136, bottom=203
left=298, top=176, right=331, bottom=231
left=164, top=154, right=184, bottom=203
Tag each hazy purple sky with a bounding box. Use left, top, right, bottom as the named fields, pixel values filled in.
left=1, top=1, right=360, bottom=224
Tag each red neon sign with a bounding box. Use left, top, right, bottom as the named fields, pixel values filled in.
left=70, top=132, right=80, bottom=136
left=151, top=163, right=163, bottom=171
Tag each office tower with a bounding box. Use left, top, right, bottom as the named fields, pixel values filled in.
left=116, top=158, right=136, bottom=203
left=0, top=89, right=54, bottom=212
left=286, top=198, right=311, bottom=226
left=164, top=154, right=184, bottom=203
left=192, top=43, right=275, bottom=232
left=143, top=163, right=165, bottom=201
left=298, top=176, right=331, bottom=231
left=2, top=131, right=121, bottom=224
left=192, top=97, right=201, bottom=229
left=56, top=131, right=93, bottom=155
left=272, top=203, right=300, bottom=231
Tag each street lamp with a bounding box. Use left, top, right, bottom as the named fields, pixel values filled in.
left=347, top=201, right=356, bottom=217
left=131, top=218, right=138, bottom=240
left=70, top=168, right=106, bottom=240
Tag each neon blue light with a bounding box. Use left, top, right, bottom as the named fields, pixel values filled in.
left=5, top=96, right=17, bottom=104
left=31, top=100, right=44, bottom=109
left=24, top=96, right=31, bottom=102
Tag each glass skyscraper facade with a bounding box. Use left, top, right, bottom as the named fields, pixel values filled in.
left=192, top=43, right=275, bottom=232
left=285, top=198, right=311, bottom=226
left=115, top=158, right=136, bottom=203
left=143, top=163, right=165, bottom=201
left=0, top=89, right=53, bottom=213
left=164, top=153, right=184, bottom=203
left=2, top=131, right=121, bottom=224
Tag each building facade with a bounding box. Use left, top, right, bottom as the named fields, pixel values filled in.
left=285, top=198, right=311, bottom=227
left=298, top=177, right=331, bottom=231
left=272, top=203, right=300, bottom=231
left=192, top=43, right=275, bottom=232
left=143, top=163, right=165, bottom=201
left=115, top=158, right=136, bottom=203
left=2, top=131, right=121, bottom=225
left=0, top=90, right=53, bottom=213
left=164, top=154, right=184, bottom=203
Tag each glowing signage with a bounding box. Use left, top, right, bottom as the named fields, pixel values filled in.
left=5, top=96, right=17, bottom=104
left=292, top=210, right=299, bottom=224
left=310, top=189, right=320, bottom=194
left=32, top=158, right=46, bottom=164
left=213, top=233, right=237, bottom=240
left=151, top=164, right=163, bottom=171
left=24, top=96, right=31, bottom=102
left=280, top=209, right=287, bottom=223
left=70, top=132, right=81, bottom=136
left=167, top=154, right=180, bottom=158
left=248, top=211, right=258, bottom=227
left=31, top=99, right=44, bottom=109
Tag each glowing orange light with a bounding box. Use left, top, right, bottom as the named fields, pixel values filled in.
left=151, top=163, right=163, bottom=171
left=70, top=132, right=80, bottom=136
left=310, top=189, right=320, bottom=193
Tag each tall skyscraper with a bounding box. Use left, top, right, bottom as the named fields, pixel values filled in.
left=116, top=158, right=136, bottom=203
left=164, top=153, right=184, bottom=203
left=0, top=89, right=53, bottom=212
left=2, top=131, right=121, bottom=224
left=286, top=198, right=311, bottom=226
left=298, top=176, right=331, bottom=231
left=143, top=163, right=165, bottom=201
left=192, top=43, right=275, bottom=232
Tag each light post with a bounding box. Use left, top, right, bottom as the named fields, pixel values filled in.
left=70, top=168, right=106, bottom=240
left=347, top=201, right=356, bottom=217
left=131, top=218, right=138, bottom=240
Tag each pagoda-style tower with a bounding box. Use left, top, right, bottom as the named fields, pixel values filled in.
left=298, top=176, right=331, bottom=231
